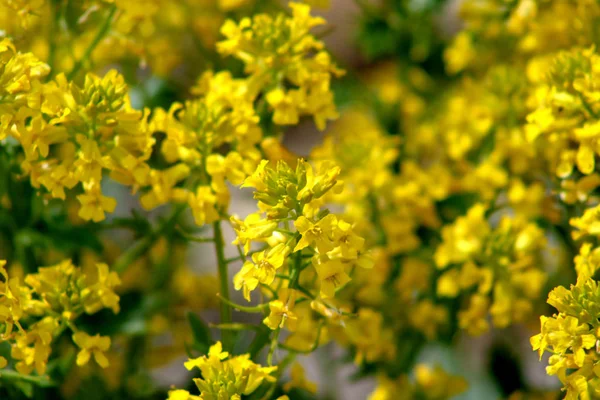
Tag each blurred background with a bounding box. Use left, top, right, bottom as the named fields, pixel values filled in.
left=137, top=1, right=557, bottom=398
left=0, top=0, right=567, bottom=398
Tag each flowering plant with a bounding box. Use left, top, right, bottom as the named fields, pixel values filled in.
left=2, top=1, right=600, bottom=400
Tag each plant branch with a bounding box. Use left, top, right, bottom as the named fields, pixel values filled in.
left=214, top=220, right=233, bottom=350
left=67, top=4, right=117, bottom=80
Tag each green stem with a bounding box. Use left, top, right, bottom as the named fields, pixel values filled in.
left=47, top=0, right=62, bottom=77
left=294, top=284, right=315, bottom=300
left=210, top=323, right=262, bottom=331
left=67, top=4, right=117, bottom=80
left=113, top=234, right=153, bottom=274
left=213, top=220, right=233, bottom=350
left=267, top=328, right=281, bottom=366
left=260, top=353, right=296, bottom=400
left=260, top=283, right=278, bottom=298
left=0, top=370, right=55, bottom=387
left=113, top=205, right=184, bottom=274
left=216, top=294, right=269, bottom=313
left=176, top=228, right=214, bottom=243
left=369, top=193, right=387, bottom=246
left=288, top=251, right=302, bottom=289
left=279, top=320, right=324, bottom=354
left=579, top=93, right=598, bottom=118
left=226, top=255, right=245, bottom=264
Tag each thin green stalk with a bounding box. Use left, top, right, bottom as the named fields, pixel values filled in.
left=288, top=251, right=302, bottom=289
left=113, top=234, right=153, bottom=274
left=260, top=352, right=296, bottom=400
left=369, top=193, right=387, bottom=246
left=267, top=328, right=281, bottom=366
left=216, top=294, right=269, bottom=313
left=67, top=4, right=117, bottom=80
left=0, top=370, right=55, bottom=387
left=113, top=205, right=185, bottom=274
left=213, top=220, right=233, bottom=350
left=279, top=320, right=324, bottom=354
left=210, top=323, right=262, bottom=332
left=47, top=0, right=62, bottom=76
left=176, top=227, right=214, bottom=243
left=294, top=284, right=315, bottom=300
left=579, top=93, right=598, bottom=118
left=227, top=246, right=268, bottom=264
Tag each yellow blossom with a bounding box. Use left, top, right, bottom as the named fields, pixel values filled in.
left=72, top=332, right=111, bottom=368
left=283, top=363, right=317, bottom=394
left=263, top=288, right=298, bottom=331
left=294, top=214, right=337, bottom=253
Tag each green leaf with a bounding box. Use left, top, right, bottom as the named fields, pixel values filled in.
left=187, top=312, right=212, bottom=354
left=248, top=326, right=271, bottom=360
left=14, top=381, right=33, bottom=398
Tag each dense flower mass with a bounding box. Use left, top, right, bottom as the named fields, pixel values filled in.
left=4, top=0, right=600, bottom=399
left=0, top=259, right=119, bottom=375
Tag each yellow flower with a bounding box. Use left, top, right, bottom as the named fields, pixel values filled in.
left=409, top=300, right=448, bottom=340
left=72, top=331, right=111, bottom=368
left=560, top=174, right=600, bottom=204
left=283, top=363, right=317, bottom=394
left=458, top=294, right=490, bottom=335
left=140, top=164, right=191, bottom=210
left=167, top=389, right=199, bottom=400
left=218, top=0, right=252, bottom=11
left=188, top=186, right=221, bottom=226
left=330, top=218, right=365, bottom=259
left=531, top=274, right=600, bottom=397
left=344, top=308, right=395, bottom=364
left=230, top=213, right=277, bottom=255
left=234, top=245, right=288, bottom=301
left=217, top=2, right=342, bottom=130
left=241, top=160, right=270, bottom=192
left=263, top=288, right=299, bottom=331
left=74, top=137, right=113, bottom=184
left=207, top=152, right=247, bottom=187
left=294, top=214, right=337, bottom=253
left=184, top=341, right=229, bottom=371
left=571, top=204, right=600, bottom=239
left=0, top=261, right=31, bottom=339
left=266, top=88, right=304, bottom=126
left=414, top=364, right=469, bottom=399
left=77, top=182, right=117, bottom=222
left=574, top=243, right=600, bottom=278
left=296, top=160, right=341, bottom=202
left=444, top=32, right=475, bottom=74
left=11, top=317, right=58, bottom=375
left=314, top=258, right=351, bottom=299
left=434, top=204, right=490, bottom=268
left=179, top=341, right=276, bottom=399
left=82, top=263, right=121, bottom=314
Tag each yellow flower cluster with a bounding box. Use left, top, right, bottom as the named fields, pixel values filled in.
left=233, top=158, right=369, bottom=304
left=167, top=342, right=276, bottom=400
left=310, top=109, right=400, bottom=208
left=218, top=2, right=344, bottom=130
left=368, top=364, right=468, bottom=400
left=1, top=38, right=154, bottom=221
left=139, top=70, right=261, bottom=222
left=1, top=3, right=342, bottom=227
left=531, top=273, right=600, bottom=399
left=0, top=259, right=120, bottom=375
left=17, top=0, right=600, bottom=397
left=0, top=0, right=258, bottom=77
left=526, top=47, right=600, bottom=179
left=435, top=203, right=547, bottom=335
left=442, top=1, right=600, bottom=398
left=445, top=0, right=599, bottom=74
